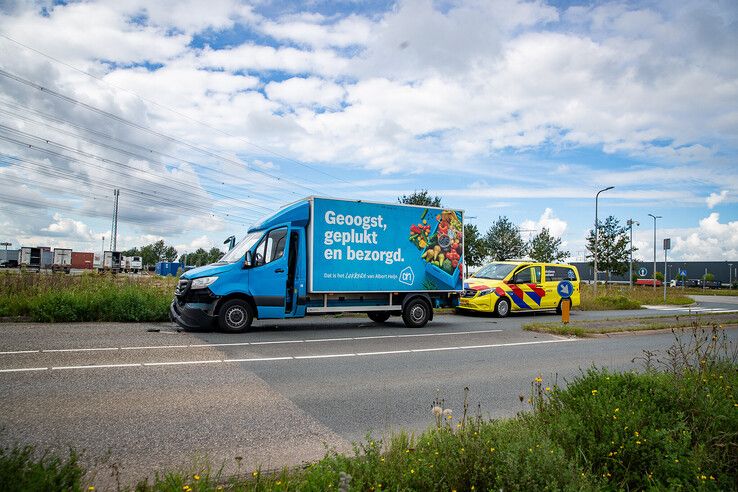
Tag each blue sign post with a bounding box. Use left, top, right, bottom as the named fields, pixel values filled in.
left=637, top=267, right=648, bottom=277
left=557, top=280, right=574, bottom=299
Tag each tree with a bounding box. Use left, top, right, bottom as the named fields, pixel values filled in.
left=139, top=240, right=178, bottom=266
left=528, top=228, right=570, bottom=263
left=585, top=216, right=630, bottom=283
left=180, top=247, right=224, bottom=267
left=485, top=216, right=527, bottom=261
left=462, top=223, right=488, bottom=268
left=398, top=190, right=442, bottom=207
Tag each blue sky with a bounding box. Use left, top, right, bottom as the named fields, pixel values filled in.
left=0, top=0, right=736, bottom=261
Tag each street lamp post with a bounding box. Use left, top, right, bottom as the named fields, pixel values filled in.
left=648, top=214, right=662, bottom=290
left=626, top=219, right=639, bottom=288
left=594, top=186, right=614, bottom=297
left=730, top=263, right=733, bottom=290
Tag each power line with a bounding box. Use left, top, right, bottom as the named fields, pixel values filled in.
left=0, top=127, right=276, bottom=217
left=0, top=32, right=357, bottom=188
left=0, top=102, right=300, bottom=206
left=0, top=67, right=332, bottom=197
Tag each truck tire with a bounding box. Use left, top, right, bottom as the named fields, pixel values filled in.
left=368, top=311, right=391, bottom=323
left=494, top=297, right=511, bottom=318
left=402, top=298, right=431, bottom=328
left=218, top=299, right=254, bottom=333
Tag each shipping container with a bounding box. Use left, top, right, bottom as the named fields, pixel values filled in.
left=171, top=197, right=464, bottom=332
left=129, top=256, right=142, bottom=273
left=156, top=261, right=181, bottom=276
left=71, top=252, right=95, bottom=270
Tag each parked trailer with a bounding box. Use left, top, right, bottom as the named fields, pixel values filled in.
left=52, top=248, right=72, bottom=273
left=171, top=197, right=464, bottom=332
left=129, top=256, right=142, bottom=273
left=20, top=247, right=42, bottom=270
left=0, top=249, right=20, bottom=268
left=71, top=252, right=94, bottom=270
left=95, top=251, right=122, bottom=272
left=41, top=250, right=54, bottom=269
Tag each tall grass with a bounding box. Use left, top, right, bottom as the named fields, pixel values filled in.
left=0, top=271, right=176, bottom=322
left=579, top=283, right=693, bottom=310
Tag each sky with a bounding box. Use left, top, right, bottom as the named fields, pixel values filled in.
left=0, top=0, right=736, bottom=262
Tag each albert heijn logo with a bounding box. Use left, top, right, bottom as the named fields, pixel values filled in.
left=399, top=266, right=414, bottom=286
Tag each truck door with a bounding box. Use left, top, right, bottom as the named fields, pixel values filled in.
left=249, top=226, right=290, bottom=319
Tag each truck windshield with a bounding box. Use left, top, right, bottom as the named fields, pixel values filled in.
left=220, top=232, right=262, bottom=263
left=473, top=262, right=517, bottom=280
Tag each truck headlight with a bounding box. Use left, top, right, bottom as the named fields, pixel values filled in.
left=478, top=289, right=492, bottom=297
left=190, top=276, right=218, bottom=289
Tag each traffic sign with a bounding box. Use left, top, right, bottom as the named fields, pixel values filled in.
left=678, top=268, right=687, bottom=277
left=557, top=280, right=574, bottom=299
left=638, top=267, right=648, bottom=277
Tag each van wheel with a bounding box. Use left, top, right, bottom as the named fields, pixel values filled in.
left=494, top=297, right=511, bottom=318
left=218, top=299, right=253, bottom=333
left=368, top=312, right=391, bottom=323
left=402, top=298, right=430, bottom=328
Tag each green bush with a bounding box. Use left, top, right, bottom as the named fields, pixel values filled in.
left=0, top=446, right=84, bottom=492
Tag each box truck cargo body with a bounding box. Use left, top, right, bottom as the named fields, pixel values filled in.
left=171, top=197, right=464, bottom=332
left=20, top=247, right=42, bottom=269
left=0, top=249, right=19, bottom=268
left=52, top=248, right=72, bottom=272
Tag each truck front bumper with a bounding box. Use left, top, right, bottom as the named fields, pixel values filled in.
left=170, top=299, right=216, bottom=330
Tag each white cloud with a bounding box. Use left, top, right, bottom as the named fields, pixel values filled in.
left=667, top=213, right=738, bottom=261
left=265, top=77, right=345, bottom=109
left=706, top=190, right=728, bottom=208
left=520, top=208, right=568, bottom=239
left=41, top=213, right=97, bottom=241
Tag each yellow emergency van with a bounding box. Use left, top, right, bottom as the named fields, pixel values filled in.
left=458, top=261, right=580, bottom=317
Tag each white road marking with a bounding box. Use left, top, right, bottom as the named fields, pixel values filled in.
left=142, top=360, right=222, bottom=366
left=51, top=363, right=141, bottom=370
left=0, top=367, right=48, bottom=373
left=0, top=338, right=579, bottom=374
left=0, top=329, right=504, bottom=356
left=641, top=305, right=738, bottom=313
left=44, top=347, right=119, bottom=353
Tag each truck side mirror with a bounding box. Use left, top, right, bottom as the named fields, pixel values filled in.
left=243, top=251, right=252, bottom=269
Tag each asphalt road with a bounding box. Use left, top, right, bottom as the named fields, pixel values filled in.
left=1, top=298, right=736, bottom=486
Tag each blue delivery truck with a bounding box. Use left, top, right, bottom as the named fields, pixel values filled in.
left=170, top=197, right=464, bottom=332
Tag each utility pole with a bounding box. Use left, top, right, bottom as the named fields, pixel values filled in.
left=648, top=214, right=661, bottom=290
left=663, top=238, right=670, bottom=302
left=109, top=189, right=120, bottom=252
left=729, top=263, right=733, bottom=290
left=627, top=219, right=638, bottom=288
left=594, top=186, right=614, bottom=296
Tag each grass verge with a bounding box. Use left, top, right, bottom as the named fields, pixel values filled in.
left=523, top=312, right=738, bottom=337
left=0, top=271, right=176, bottom=322
left=3, top=325, right=736, bottom=491
left=578, top=284, right=693, bottom=311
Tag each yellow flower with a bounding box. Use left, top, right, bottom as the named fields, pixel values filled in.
left=636, top=441, right=642, bottom=445
left=88, top=487, right=95, bottom=491
left=490, top=447, right=495, bottom=453
left=460, top=447, right=465, bottom=452
left=545, top=387, right=550, bottom=391
left=193, top=474, right=200, bottom=481
left=614, top=408, right=620, bottom=412
left=591, top=389, right=598, bottom=395
left=252, top=471, right=259, bottom=477
left=534, top=377, right=542, bottom=383
left=410, top=469, right=415, bottom=474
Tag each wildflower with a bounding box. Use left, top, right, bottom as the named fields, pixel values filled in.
left=674, top=459, right=679, bottom=463
left=710, top=476, right=715, bottom=480
left=636, top=441, right=642, bottom=445
left=700, top=475, right=707, bottom=480
left=432, top=406, right=442, bottom=417
left=591, top=389, right=598, bottom=395
left=88, top=487, right=95, bottom=492
left=534, top=377, right=542, bottom=383
left=545, top=387, right=550, bottom=392
left=442, top=408, right=453, bottom=419
left=182, top=487, right=191, bottom=492
left=460, top=447, right=465, bottom=453
left=252, top=471, right=259, bottom=478
left=410, top=469, right=415, bottom=474
left=614, top=408, right=620, bottom=412
left=193, top=474, right=200, bottom=481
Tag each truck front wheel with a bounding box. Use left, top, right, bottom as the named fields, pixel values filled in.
left=368, top=312, right=391, bottom=323
left=218, top=299, right=254, bottom=333
left=402, top=298, right=430, bottom=328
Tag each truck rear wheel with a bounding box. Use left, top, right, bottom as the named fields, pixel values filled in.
left=218, top=299, right=254, bottom=333
left=368, top=311, right=391, bottom=323
left=402, top=298, right=430, bottom=328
